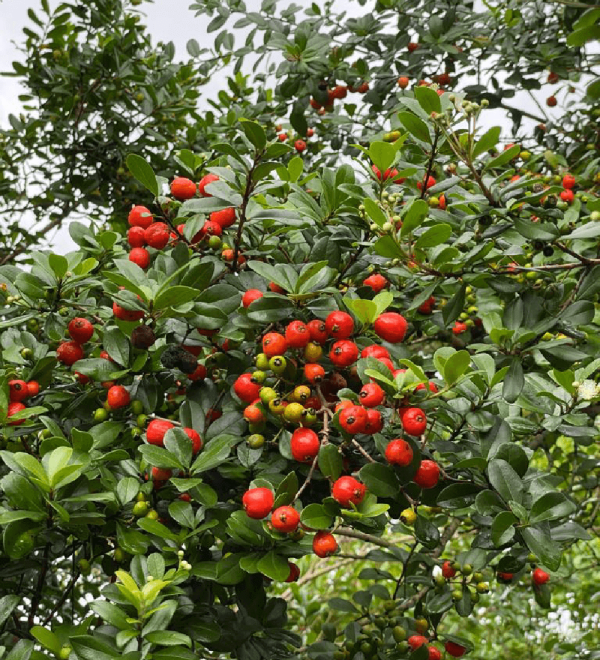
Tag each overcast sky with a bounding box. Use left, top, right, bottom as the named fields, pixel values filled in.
left=0, top=0, right=560, bottom=255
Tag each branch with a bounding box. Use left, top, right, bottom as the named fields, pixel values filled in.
left=420, top=129, right=440, bottom=200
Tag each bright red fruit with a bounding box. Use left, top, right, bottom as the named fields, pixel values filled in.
left=242, top=487, right=274, bottom=519
left=9, top=380, right=29, bottom=402
left=332, top=476, right=366, bottom=507
left=269, top=282, right=286, bottom=294
left=560, top=189, right=574, bottom=204
left=198, top=173, right=219, bottom=196
left=285, top=562, right=300, bottom=582
left=385, top=439, right=413, bottom=466
left=364, top=409, right=383, bottom=434
left=170, top=177, right=197, bottom=200
left=271, top=506, right=300, bottom=533
left=453, top=321, right=467, bottom=335
left=234, top=373, right=262, bottom=403
left=497, top=572, right=514, bottom=583
left=57, top=341, right=84, bottom=366
left=414, top=460, right=440, bottom=489
left=242, top=289, right=264, bottom=308
left=418, top=296, right=436, bottom=314
left=107, top=385, right=130, bottom=409
left=359, top=382, right=385, bottom=407
left=408, top=635, right=428, bottom=650
left=291, top=428, right=320, bottom=463
left=295, top=139, right=307, bottom=152
left=363, top=274, right=388, bottom=292
left=147, top=419, right=174, bottom=446
left=313, top=530, right=338, bottom=557
left=445, top=641, right=466, bottom=658
left=415, top=381, right=438, bottom=393
left=129, top=247, right=150, bottom=269
left=127, top=226, right=146, bottom=247
left=211, top=207, right=236, bottom=228
left=285, top=320, right=310, bottom=348
left=562, top=174, right=576, bottom=189
left=361, top=345, right=390, bottom=360
left=428, top=648, right=442, bottom=660
left=128, top=205, right=153, bottom=229
left=330, top=340, right=359, bottom=368
left=373, top=312, right=408, bottom=343
left=8, top=401, right=26, bottom=425
left=244, top=401, right=265, bottom=424
left=183, top=427, right=203, bottom=454
left=144, top=222, right=170, bottom=249
left=68, top=317, right=94, bottom=343
left=307, top=319, right=328, bottom=344
left=417, top=175, right=436, bottom=190
left=304, top=363, right=325, bottom=384
left=152, top=467, right=173, bottom=481
left=547, top=95, right=557, bottom=107
left=442, top=560, right=457, bottom=578
left=402, top=407, right=427, bottom=435
left=188, top=364, right=207, bottom=382
left=532, top=568, right=550, bottom=585
left=198, top=220, right=222, bottom=239
left=339, top=405, right=368, bottom=434
left=113, top=302, right=144, bottom=322
left=262, top=332, right=287, bottom=358
left=26, top=381, right=40, bottom=397
left=375, top=357, right=394, bottom=371
left=325, top=311, right=354, bottom=339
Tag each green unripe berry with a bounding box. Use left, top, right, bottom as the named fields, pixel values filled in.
left=462, top=564, right=473, bottom=575
left=382, top=222, right=393, bottom=232
left=255, top=353, right=270, bottom=370
left=78, top=558, right=91, bottom=575
left=21, top=348, right=34, bottom=360
left=247, top=434, right=265, bottom=449
left=476, top=581, right=489, bottom=593
left=591, top=211, right=600, bottom=221
left=473, top=572, right=484, bottom=582
left=135, top=492, right=146, bottom=502
left=137, top=414, right=148, bottom=428
left=145, top=509, right=159, bottom=520
left=452, top=589, right=463, bottom=601
left=131, top=400, right=144, bottom=415
left=284, top=402, right=304, bottom=424
left=133, top=501, right=149, bottom=517
left=208, top=235, right=222, bottom=250
left=59, top=646, right=72, bottom=660
left=392, top=625, right=407, bottom=642
left=259, top=387, right=278, bottom=405
left=251, top=370, right=267, bottom=384
left=94, top=408, right=108, bottom=423
left=114, top=547, right=126, bottom=562
left=269, top=356, right=287, bottom=375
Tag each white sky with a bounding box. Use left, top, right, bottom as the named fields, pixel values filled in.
left=0, top=0, right=563, bottom=255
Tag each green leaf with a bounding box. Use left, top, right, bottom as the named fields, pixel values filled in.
left=126, top=154, right=159, bottom=197
left=48, top=254, right=68, bottom=279
left=318, top=444, right=343, bottom=480
left=30, top=627, right=62, bottom=655
left=521, top=525, right=561, bottom=571
left=414, top=86, right=441, bottom=114
left=415, top=223, right=452, bottom=249
left=300, top=503, right=334, bottom=530
left=397, top=112, right=431, bottom=143
left=359, top=463, right=399, bottom=497
left=145, top=631, right=192, bottom=647
left=328, top=597, right=358, bottom=613
left=274, top=472, right=299, bottom=507
left=343, top=297, right=377, bottom=324
left=154, top=286, right=200, bottom=311
left=484, top=144, right=521, bottom=170
left=472, top=126, right=501, bottom=159
left=488, top=459, right=524, bottom=504
left=138, top=445, right=184, bottom=470
left=103, top=327, right=130, bottom=367
left=368, top=141, right=395, bottom=173
left=240, top=119, right=266, bottom=150
left=191, top=434, right=239, bottom=473
left=256, top=551, right=290, bottom=581
left=0, top=595, right=20, bottom=628
left=491, top=511, right=517, bottom=546
left=436, top=483, right=481, bottom=509
left=363, top=198, right=388, bottom=228
left=442, top=283, right=467, bottom=325
left=530, top=492, right=576, bottom=524
left=513, top=217, right=559, bottom=241
left=502, top=359, right=524, bottom=403
left=400, top=199, right=429, bottom=237
left=567, top=24, right=600, bottom=47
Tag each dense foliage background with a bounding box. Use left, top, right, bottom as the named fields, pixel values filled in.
left=0, top=1, right=599, bottom=659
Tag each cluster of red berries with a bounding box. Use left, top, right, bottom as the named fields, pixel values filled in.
left=309, top=82, right=368, bottom=114
left=6, top=378, right=40, bottom=425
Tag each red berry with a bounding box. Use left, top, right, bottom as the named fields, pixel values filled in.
left=445, top=641, right=466, bottom=658
left=497, top=572, right=514, bottom=583
left=188, top=364, right=207, bottom=382
left=560, top=189, right=574, bottom=204
left=127, top=226, right=147, bottom=247
left=26, top=381, right=40, bottom=397
left=332, top=476, right=366, bottom=507
left=285, top=561, right=300, bottom=582
left=339, top=405, right=368, bottom=434
left=304, top=363, right=325, bottom=384
left=152, top=467, right=173, bottom=481
left=269, top=282, right=286, bottom=294
left=291, top=427, right=320, bottom=463
left=307, top=319, right=328, bottom=344
left=453, top=321, right=467, bottom=335
left=306, top=128, right=314, bottom=137
left=144, top=222, right=170, bottom=249
left=75, top=372, right=90, bottom=385
left=418, top=296, right=436, bottom=314
left=244, top=401, right=266, bottom=424
left=129, top=247, right=150, bottom=269
left=428, top=647, right=442, bottom=660
left=417, top=175, right=436, bottom=190
left=242, top=289, right=264, bottom=308
left=170, top=177, right=197, bottom=200
left=359, top=382, right=385, bottom=408
left=68, top=317, right=94, bottom=344
left=385, top=439, right=413, bottom=466
left=363, top=274, right=388, bottom=292
left=408, top=636, right=428, bottom=650
left=198, top=173, right=219, bottom=197
left=415, top=380, right=438, bottom=393
left=313, top=530, right=338, bottom=557
left=242, top=487, right=274, bottom=519
left=7, top=401, right=26, bottom=425
left=57, top=341, right=84, bottom=366
left=373, top=312, right=408, bottom=343
left=329, top=340, right=359, bottom=368
left=408, top=42, right=420, bottom=52
left=198, top=220, right=222, bottom=240
left=438, top=194, right=447, bottom=210
left=210, top=207, right=237, bottom=228
left=271, top=506, right=300, bottom=533
left=262, top=332, right=287, bottom=358
left=285, top=320, right=310, bottom=348
left=402, top=407, right=427, bottom=436
left=107, top=385, right=130, bottom=409
left=562, top=174, right=576, bottom=190
left=179, top=493, right=192, bottom=502
left=146, top=419, right=174, bottom=446
left=183, top=427, right=203, bottom=454
left=233, top=373, right=262, bottom=403
left=532, top=568, right=550, bottom=585
left=9, top=380, right=29, bottom=403
left=295, top=139, right=307, bottom=152
left=442, top=560, right=457, bottom=579
left=361, top=345, right=390, bottom=360
left=278, top=133, right=288, bottom=142
left=364, top=408, right=383, bottom=434
left=413, top=460, right=440, bottom=489
left=112, top=302, right=144, bottom=322
left=128, top=205, right=153, bottom=229
left=325, top=311, right=354, bottom=339
left=546, top=95, right=557, bottom=107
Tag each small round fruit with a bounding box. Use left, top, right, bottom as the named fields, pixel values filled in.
left=262, top=332, right=287, bottom=358
left=242, top=289, right=263, bottom=308
left=183, top=427, right=202, bottom=454
left=532, top=568, right=550, bottom=585
left=128, top=205, right=153, bottom=229
left=26, top=381, right=40, bottom=397
left=170, top=177, right=197, bottom=200
left=9, top=380, right=29, bottom=403
left=364, top=408, right=383, bottom=434
left=247, top=434, right=265, bottom=449
left=133, top=501, right=149, bottom=517
left=59, top=647, right=72, bottom=660
left=93, top=408, right=108, bottom=422
left=144, top=222, right=170, bottom=249
left=295, top=139, right=307, bottom=152
left=269, top=356, right=287, bottom=375
left=329, top=340, right=359, bottom=367
left=428, top=647, right=442, bottom=660
left=211, top=207, right=236, bottom=228
left=113, top=301, right=144, bottom=322
left=442, top=560, right=456, bottom=578
left=285, top=561, right=300, bottom=582
left=107, top=385, right=130, bottom=409
left=332, top=476, right=366, bottom=507
left=408, top=635, right=428, bottom=650
left=7, top=402, right=26, bottom=425
left=292, top=385, right=311, bottom=403
left=325, top=311, right=354, bottom=339
left=312, top=530, right=338, bottom=557
left=285, top=320, right=310, bottom=348
left=445, top=641, right=467, bottom=658
left=259, top=387, right=278, bottom=405
left=417, top=175, right=436, bottom=190
left=146, top=419, right=174, bottom=446
left=129, top=247, right=150, bottom=269
left=284, top=402, right=305, bottom=424
left=291, top=427, right=320, bottom=463
left=307, top=319, right=328, bottom=344
left=68, top=317, right=94, bottom=343
left=245, top=401, right=266, bottom=424
left=393, top=626, right=407, bottom=642
left=402, top=407, right=427, bottom=436
left=413, top=460, right=440, bottom=489
left=359, top=382, right=385, bottom=407
left=271, top=506, right=301, bottom=533
left=304, top=342, right=323, bottom=363
left=242, top=487, right=274, bottom=519
left=361, top=344, right=390, bottom=360
left=234, top=373, right=262, bottom=403
left=339, top=405, right=368, bottom=434
left=385, top=439, right=414, bottom=466
left=57, top=341, right=84, bottom=366
left=373, top=312, right=408, bottom=343
left=363, top=274, right=388, bottom=292
left=304, top=363, right=325, bottom=384
left=198, top=173, right=219, bottom=197
left=400, top=508, right=417, bottom=525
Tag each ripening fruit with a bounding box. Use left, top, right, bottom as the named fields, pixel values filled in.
left=295, top=139, right=307, bottom=152
left=234, top=373, right=262, bottom=403
left=269, top=356, right=287, bottom=375
left=305, top=363, right=326, bottom=384
left=271, top=506, right=301, bottom=533
left=244, top=401, right=266, bottom=424
left=417, top=175, right=436, bottom=190
left=385, top=439, right=413, bottom=466
left=546, top=95, right=557, bottom=107
left=332, top=476, right=366, bottom=507
left=242, top=487, right=274, bottom=519
left=113, top=301, right=144, bottom=322
left=408, top=635, right=428, bottom=651
left=329, top=340, right=359, bottom=368
left=198, top=173, right=219, bottom=196
left=361, top=344, right=390, bottom=360
left=359, top=382, right=385, bottom=407
left=402, top=407, right=427, bottom=436
left=145, top=222, right=170, bottom=249
left=532, top=568, right=550, bottom=585
left=211, top=207, right=236, bottom=228
left=364, top=408, right=383, bottom=434
left=146, top=419, right=174, bottom=446
left=363, top=273, right=388, bottom=292
left=373, top=312, right=408, bottom=343
left=415, top=380, right=438, bottom=393
left=560, top=189, right=574, bottom=204
left=562, top=174, right=576, bottom=189
left=286, top=562, right=300, bottom=582
left=313, top=530, right=338, bottom=557
left=9, top=380, right=29, bottom=403
left=242, top=289, right=264, bottom=308
left=68, top=317, right=94, bottom=343
left=129, top=247, right=150, bottom=269
left=291, top=427, right=320, bottom=463
left=7, top=401, right=26, bottom=425
left=285, top=320, right=310, bottom=348
left=304, top=342, right=323, bottom=363
left=339, top=405, right=368, bottom=434
left=413, top=459, right=440, bottom=489
left=107, top=385, right=130, bottom=409
left=428, top=647, right=442, bottom=660
left=26, top=381, right=40, bottom=397
left=57, top=341, right=84, bottom=366
left=283, top=402, right=304, bottom=423
left=128, top=205, right=153, bottom=229
left=262, top=332, right=287, bottom=358
left=453, top=321, right=467, bottom=335
left=127, top=226, right=146, bottom=247
left=307, top=319, right=328, bottom=344
left=170, top=177, right=197, bottom=200
left=445, top=641, right=467, bottom=658
left=398, top=76, right=409, bottom=89
left=325, top=311, right=354, bottom=339
left=442, top=560, right=457, bottom=578
left=152, top=466, right=173, bottom=481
